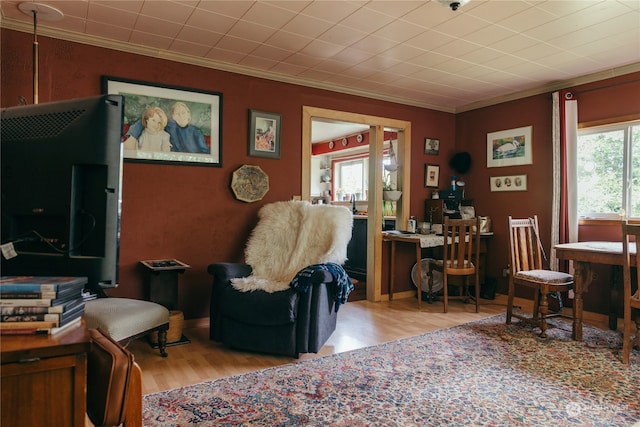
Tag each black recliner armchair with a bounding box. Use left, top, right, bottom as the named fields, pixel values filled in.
left=208, top=201, right=353, bottom=357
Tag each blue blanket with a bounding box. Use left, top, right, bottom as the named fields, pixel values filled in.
left=290, top=263, right=353, bottom=312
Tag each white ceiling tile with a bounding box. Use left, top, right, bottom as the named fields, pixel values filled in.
left=185, top=9, right=237, bottom=33
left=316, top=24, right=367, bottom=46
left=204, top=46, right=245, bottom=64
left=405, top=29, right=456, bottom=51
left=240, top=2, right=297, bottom=28
left=300, top=39, right=344, bottom=59
left=373, top=19, right=426, bottom=43
left=87, top=3, right=138, bottom=28
left=282, top=13, right=334, bottom=38
left=139, top=0, right=193, bottom=23
left=350, top=35, right=399, bottom=55
left=497, top=5, right=559, bottom=33
left=299, top=0, right=362, bottom=22
left=238, top=54, right=279, bottom=70
left=134, top=15, right=183, bottom=38
left=215, top=35, right=260, bottom=54
left=251, top=44, right=295, bottom=62
left=195, top=1, right=253, bottom=18
left=168, top=39, right=210, bottom=57
left=175, top=26, right=223, bottom=46
left=339, top=6, right=396, bottom=33
left=85, top=20, right=131, bottom=42
left=129, top=30, right=173, bottom=50
left=228, top=20, right=276, bottom=43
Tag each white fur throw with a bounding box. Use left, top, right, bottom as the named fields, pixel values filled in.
left=232, top=200, right=353, bottom=293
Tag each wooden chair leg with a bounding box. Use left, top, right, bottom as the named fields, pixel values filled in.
left=122, top=362, right=143, bottom=427
left=538, top=287, right=549, bottom=338
left=443, top=274, right=449, bottom=313
left=506, top=279, right=514, bottom=324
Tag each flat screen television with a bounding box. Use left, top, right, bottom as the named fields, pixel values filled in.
left=1, top=95, right=124, bottom=294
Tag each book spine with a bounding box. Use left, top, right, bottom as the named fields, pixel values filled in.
left=1, top=291, right=58, bottom=299
left=0, top=305, right=65, bottom=314
left=1, top=313, right=59, bottom=322
left=0, top=320, right=58, bottom=329
left=0, top=284, right=58, bottom=292
left=0, top=299, right=53, bottom=307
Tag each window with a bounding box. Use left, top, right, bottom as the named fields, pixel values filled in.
left=577, top=120, right=640, bottom=218
left=335, top=158, right=367, bottom=200
left=332, top=148, right=394, bottom=201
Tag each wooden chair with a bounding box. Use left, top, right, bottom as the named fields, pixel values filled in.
left=620, top=220, right=640, bottom=364
left=428, top=217, right=480, bottom=313
left=87, top=328, right=142, bottom=427
left=506, top=216, right=573, bottom=337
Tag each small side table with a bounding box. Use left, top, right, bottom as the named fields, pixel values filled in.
left=140, top=259, right=190, bottom=310
left=140, top=259, right=191, bottom=346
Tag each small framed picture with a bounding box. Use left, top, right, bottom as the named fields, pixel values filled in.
left=425, top=164, right=440, bottom=188
left=490, top=174, right=527, bottom=192
left=425, top=138, right=440, bottom=155
left=248, top=109, right=281, bottom=159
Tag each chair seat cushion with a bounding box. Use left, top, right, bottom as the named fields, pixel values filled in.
left=514, top=269, right=573, bottom=285
left=85, top=298, right=170, bottom=342
left=220, top=286, right=299, bottom=326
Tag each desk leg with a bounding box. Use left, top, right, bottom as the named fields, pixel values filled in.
left=415, top=241, right=422, bottom=310
left=389, top=241, right=396, bottom=301
left=572, top=261, right=593, bottom=341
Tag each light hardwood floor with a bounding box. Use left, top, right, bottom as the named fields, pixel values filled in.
left=126, top=293, right=614, bottom=395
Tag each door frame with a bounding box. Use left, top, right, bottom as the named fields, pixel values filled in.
left=302, top=106, right=411, bottom=301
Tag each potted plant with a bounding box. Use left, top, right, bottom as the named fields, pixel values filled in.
left=383, top=172, right=402, bottom=202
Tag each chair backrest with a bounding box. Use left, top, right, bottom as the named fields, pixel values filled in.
left=441, top=217, right=480, bottom=274
left=508, top=216, right=545, bottom=274
left=621, top=220, right=640, bottom=302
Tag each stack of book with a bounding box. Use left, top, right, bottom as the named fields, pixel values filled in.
left=0, top=276, right=88, bottom=335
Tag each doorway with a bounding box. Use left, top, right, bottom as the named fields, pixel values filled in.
left=302, top=106, right=411, bottom=302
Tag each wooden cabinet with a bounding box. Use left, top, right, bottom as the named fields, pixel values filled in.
left=1, top=322, right=91, bottom=427
left=344, top=217, right=367, bottom=282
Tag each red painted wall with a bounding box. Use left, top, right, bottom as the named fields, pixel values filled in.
left=455, top=72, right=640, bottom=313
left=1, top=29, right=454, bottom=318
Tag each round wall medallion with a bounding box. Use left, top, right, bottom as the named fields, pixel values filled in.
left=231, top=165, right=269, bottom=203
left=329, top=141, right=334, bottom=149
left=342, top=137, right=348, bottom=146
left=356, top=134, right=363, bottom=143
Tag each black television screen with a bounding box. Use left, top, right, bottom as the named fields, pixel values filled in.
left=1, top=95, right=124, bottom=293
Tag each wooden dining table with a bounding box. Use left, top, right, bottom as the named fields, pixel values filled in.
left=554, top=241, right=634, bottom=341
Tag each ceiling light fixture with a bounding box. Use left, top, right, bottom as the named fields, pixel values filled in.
left=437, top=0, right=469, bottom=11
left=18, top=2, right=64, bottom=104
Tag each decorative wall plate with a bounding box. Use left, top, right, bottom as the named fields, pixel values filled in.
left=231, top=165, right=269, bottom=203
left=342, top=137, right=348, bottom=146
left=329, top=141, right=334, bottom=149
left=356, top=134, right=363, bottom=143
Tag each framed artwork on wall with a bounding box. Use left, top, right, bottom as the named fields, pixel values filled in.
left=425, top=138, right=440, bottom=155
left=487, top=126, right=532, bottom=168
left=490, top=174, right=527, bottom=192
left=425, top=164, right=440, bottom=187
left=103, top=76, right=222, bottom=167
left=248, top=109, right=281, bottom=159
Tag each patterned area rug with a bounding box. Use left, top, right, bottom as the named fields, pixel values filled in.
left=143, top=314, right=640, bottom=426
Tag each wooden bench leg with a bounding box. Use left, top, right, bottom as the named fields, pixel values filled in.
left=157, top=325, right=168, bottom=357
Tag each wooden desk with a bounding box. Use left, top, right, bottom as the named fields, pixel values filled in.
left=555, top=241, right=634, bottom=340
left=384, top=232, right=491, bottom=309
left=1, top=321, right=91, bottom=427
